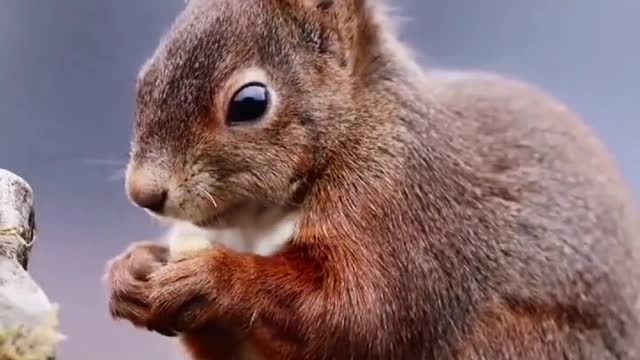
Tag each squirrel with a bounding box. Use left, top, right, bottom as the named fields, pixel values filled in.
left=104, top=0, right=640, bottom=359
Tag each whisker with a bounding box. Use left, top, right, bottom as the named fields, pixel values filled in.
left=106, top=168, right=127, bottom=183
left=81, top=158, right=128, bottom=166
left=196, top=185, right=218, bottom=208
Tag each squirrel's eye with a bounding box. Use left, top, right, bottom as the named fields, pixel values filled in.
left=227, top=83, right=269, bottom=125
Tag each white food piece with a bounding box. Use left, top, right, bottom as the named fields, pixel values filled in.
left=167, top=232, right=213, bottom=255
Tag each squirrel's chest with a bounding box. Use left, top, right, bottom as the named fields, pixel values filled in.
left=168, top=209, right=301, bottom=360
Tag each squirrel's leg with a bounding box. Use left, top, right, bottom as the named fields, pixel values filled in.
left=180, top=324, right=243, bottom=360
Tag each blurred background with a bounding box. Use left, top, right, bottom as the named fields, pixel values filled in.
left=0, top=0, right=638, bottom=358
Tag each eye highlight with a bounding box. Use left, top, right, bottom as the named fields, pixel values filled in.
left=226, top=82, right=270, bottom=125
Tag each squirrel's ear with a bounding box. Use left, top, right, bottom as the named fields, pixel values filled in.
left=302, top=0, right=383, bottom=75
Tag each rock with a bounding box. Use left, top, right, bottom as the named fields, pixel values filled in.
left=0, top=169, right=63, bottom=360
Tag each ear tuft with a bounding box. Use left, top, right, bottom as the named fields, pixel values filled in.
left=290, top=0, right=392, bottom=77
left=320, top=0, right=381, bottom=73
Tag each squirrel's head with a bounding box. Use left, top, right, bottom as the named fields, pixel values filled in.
left=126, top=0, right=392, bottom=227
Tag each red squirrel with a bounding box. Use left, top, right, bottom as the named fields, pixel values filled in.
left=104, top=0, right=640, bottom=358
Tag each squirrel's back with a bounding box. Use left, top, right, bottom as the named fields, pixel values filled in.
left=370, top=68, right=640, bottom=358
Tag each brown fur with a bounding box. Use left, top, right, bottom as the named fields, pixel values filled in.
left=104, top=0, right=640, bottom=358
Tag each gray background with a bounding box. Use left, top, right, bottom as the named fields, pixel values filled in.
left=0, top=0, right=638, bottom=358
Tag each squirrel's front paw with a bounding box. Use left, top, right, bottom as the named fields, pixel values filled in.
left=104, top=241, right=178, bottom=336
left=145, top=250, right=219, bottom=333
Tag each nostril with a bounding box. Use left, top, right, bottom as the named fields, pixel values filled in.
left=130, top=187, right=168, bottom=213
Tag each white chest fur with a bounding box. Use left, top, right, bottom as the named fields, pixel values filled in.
left=166, top=208, right=301, bottom=257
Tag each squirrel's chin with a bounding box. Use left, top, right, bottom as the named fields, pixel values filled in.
left=190, top=202, right=249, bottom=229
left=192, top=202, right=294, bottom=230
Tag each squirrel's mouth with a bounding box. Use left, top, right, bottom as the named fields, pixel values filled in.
left=141, top=199, right=240, bottom=229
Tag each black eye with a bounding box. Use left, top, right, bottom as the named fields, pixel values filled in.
left=227, top=83, right=270, bottom=125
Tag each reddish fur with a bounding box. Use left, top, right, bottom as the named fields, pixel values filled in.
left=105, top=0, right=640, bottom=359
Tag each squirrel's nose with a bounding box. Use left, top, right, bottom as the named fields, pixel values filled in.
left=129, top=187, right=168, bottom=213
left=126, top=169, right=168, bottom=214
